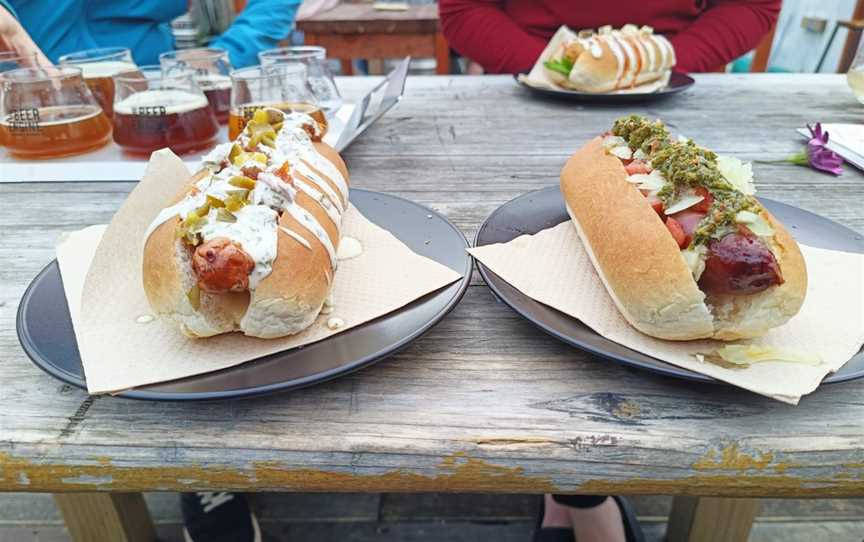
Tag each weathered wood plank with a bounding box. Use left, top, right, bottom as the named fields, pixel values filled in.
left=1, top=74, right=863, bottom=497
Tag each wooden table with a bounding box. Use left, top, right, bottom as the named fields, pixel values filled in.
left=297, top=3, right=449, bottom=75
left=1, top=74, right=863, bottom=542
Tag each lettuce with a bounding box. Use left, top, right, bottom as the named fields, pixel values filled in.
left=544, top=57, right=574, bottom=77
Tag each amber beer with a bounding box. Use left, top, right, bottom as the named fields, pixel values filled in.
left=73, top=61, right=138, bottom=117
left=228, top=102, right=328, bottom=140
left=113, top=90, right=219, bottom=154
left=196, top=73, right=232, bottom=124
left=0, top=105, right=112, bottom=158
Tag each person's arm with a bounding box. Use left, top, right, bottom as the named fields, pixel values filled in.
left=439, top=0, right=545, bottom=74
left=210, top=0, right=302, bottom=68
left=0, top=1, right=51, bottom=66
left=669, top=0, right=781, bottom=72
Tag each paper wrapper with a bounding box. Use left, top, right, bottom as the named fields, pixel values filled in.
left=520, top=26, right=670, bottom=94
left=57, top=150, right=462, bottom=394
left=469, top=221, right=864, bottom=404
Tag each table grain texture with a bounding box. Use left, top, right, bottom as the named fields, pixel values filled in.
left=1, top=74, right=863, bottom=498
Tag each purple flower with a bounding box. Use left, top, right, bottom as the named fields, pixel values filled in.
left=804, top=123, right=843, bottom=176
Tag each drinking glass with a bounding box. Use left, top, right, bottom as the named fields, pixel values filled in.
left=160, top=47, right=232, bottom=123
left=112, top=65, right=218, bottom=155
left=0, top=51, right=39, bottom=73
left=258, top=46, right=342, bottom=115
left=59, top=47, right=137, bottom=117
left=0, top=66, right=112, bottom=158
left=228, top=64, right=327, bottom=140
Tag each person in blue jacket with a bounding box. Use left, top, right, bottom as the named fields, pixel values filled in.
left=0, top=0, right=301, bottom=68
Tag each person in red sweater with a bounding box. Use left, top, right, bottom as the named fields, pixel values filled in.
left=439, top=0, right=781, bottom=74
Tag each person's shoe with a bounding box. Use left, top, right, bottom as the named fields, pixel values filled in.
left=181, top=492, right=262, bottom=542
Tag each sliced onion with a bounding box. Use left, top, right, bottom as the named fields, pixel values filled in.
left=735, top=210, right=774, bottom=237
left=633, top=148, right=648, bottom=160
left=609, top=145, right=633, bottom=160
left=602, top=135, right=627, bottom=149
left=664, top=194, right=704, bottom=215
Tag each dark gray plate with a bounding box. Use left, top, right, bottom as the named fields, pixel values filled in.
left=17, top=189, right=470, bottom=400
left=515, top=71, right=694, bottom=103
left=474, top=186, right=864, bottom=384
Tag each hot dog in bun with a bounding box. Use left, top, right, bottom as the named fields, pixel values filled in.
left=561, top=115, right=806, bottom=341
left=142, top=108, right=349, bottom=339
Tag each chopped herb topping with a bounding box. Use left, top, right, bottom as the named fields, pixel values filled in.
left=610, top=115, right=762, bottom=247
left=544, top=56, right=574, bottom=77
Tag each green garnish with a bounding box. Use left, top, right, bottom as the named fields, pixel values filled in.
left=544, top=56, right=574, bottom=77
left=216, top=208, right=237, bottom=223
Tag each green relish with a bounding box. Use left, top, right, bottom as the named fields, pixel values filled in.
left=610, top=115, right=760, bottom=247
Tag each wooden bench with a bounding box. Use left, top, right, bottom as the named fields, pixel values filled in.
left=297, top=3, right=450, bottom=75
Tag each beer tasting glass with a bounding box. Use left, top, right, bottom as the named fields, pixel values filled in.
left=59, top=47, right=138, bottom=117
left=160, top=48, right=232, bottom=124
left=229, top=64, right=327, bottom=140
left=0, top=51, right=39, bottom=73
left=0, top=66, right=112, bottom=158
left=258, top=46, right=342, bottom=115
left=112, top=66, right=219, bottom=155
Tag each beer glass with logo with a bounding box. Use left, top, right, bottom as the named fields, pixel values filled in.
left=160, top=48, right=232, bottom=123
left=229, top=64, right=326, bottom=140
left=258, top=46, right=342, bottom=115
left=0, top=51, right=39, bottom=73
left=112, top=66, right=219, bottom=155
left=0, top=66, right=112, bottom=158
left=59, top=47, right=137, bottom=117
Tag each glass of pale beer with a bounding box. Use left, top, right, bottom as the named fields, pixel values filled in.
left=112, top=66, right=219, bottom=155
left=258, top=46, right=342, bottom=116
left=228, top=64, right=327, bottom=140
left=0, top=66, right=112, bottom=158
left=160, top=48, right=233, bottom=124
left=59, top=47, right=137, bottom=118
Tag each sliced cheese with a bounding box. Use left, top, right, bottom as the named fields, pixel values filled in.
left=664, top=193, right=704, bottom=215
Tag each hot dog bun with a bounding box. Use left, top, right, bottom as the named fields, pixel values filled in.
left=142, top=111, right=349, bottom=339
left=561, top=137, right=806, bottom=341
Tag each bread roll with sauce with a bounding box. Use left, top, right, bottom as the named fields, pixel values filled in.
left=542, top=24, right=676, bottom=93
left=560, top=117, right=806, bottom=341
left=142, top=108, right=350, bottom=339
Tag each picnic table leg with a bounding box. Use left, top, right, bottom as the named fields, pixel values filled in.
left=54, top=493, right=156, bottom=542
left=666, top=496, right=760, bottom=542
left=435, top=32, right=450, bottom=74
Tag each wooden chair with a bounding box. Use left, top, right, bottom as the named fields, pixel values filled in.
left=296, top=3, right=450, bottom=75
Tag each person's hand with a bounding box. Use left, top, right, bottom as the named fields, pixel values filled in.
left=0, top=4, right=51, bottom=67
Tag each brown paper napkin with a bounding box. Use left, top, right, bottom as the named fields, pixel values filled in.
left=56, top=150, right=462, bottom=394
left=469, top=221, right=864, bottom=404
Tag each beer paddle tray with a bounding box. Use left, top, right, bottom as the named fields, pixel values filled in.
left=0, top=58, right=409, bottom=183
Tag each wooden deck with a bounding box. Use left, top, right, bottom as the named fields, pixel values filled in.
left=1, top=493, right=862, bottom=541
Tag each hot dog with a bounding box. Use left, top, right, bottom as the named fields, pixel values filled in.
left=541, top=25, right=676, bottom=93
left=142, top=108, right=349, bottom=339
left=560, top=115, right=807, bottom=341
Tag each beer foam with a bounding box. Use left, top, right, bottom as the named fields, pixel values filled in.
left=75, top=61, right=138, bottom=78
left=114, top=90, right=209, bottom=115
left=0, top=105, right=103, bottom=127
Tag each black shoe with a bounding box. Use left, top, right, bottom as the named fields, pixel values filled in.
left=181, top=492, right=262, bottom=542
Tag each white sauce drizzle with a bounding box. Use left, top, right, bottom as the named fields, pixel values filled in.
left=279, top=226, right=312, bottom=250
left=614, top=34, right=637, bottom=87
left=295, top=160, right=345, bottom=213
left=603, top=35, right=625, bottom=86
left=337, top=236, right=363, bottom=260
left=293, top=177, right=342, bottom=229
left=283, top=202, right=337, bottom=269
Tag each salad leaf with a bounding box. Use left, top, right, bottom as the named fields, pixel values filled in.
left=544, top=57, right=574, bottom=77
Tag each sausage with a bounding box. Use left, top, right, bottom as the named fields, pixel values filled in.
left=191, top=237, right=255, bottom=293
left=698, top=231, right=784, bottom=295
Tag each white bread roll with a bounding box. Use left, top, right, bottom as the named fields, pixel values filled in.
left=560, top=135, right=806, bottom=341
left=142, top=109, right=350, bottom=339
